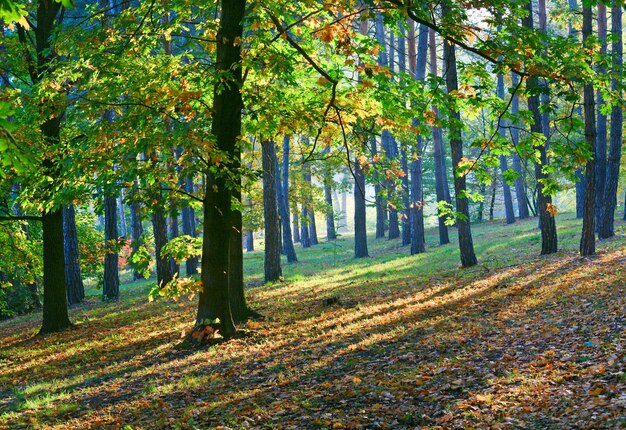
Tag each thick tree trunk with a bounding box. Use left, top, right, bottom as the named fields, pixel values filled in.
left=181, top=176, right=198, bottom=274
left=152, top=206, right=172, bottom=287
left=580, top=5, right=596, bottom=256
left=195, top=0, right=244, bottom=338
left=244, top=229, right=254, bottom=252
left=522, top=0, right=558, bottom=255
left=262, top=140, right=283, bottom=283
left=300, top=205, right=311, bottom=248
left=442, top=1, right=477, bottom=267
left=63, top=205, right=84, bottom=305
left=229, top=188, right=252, bottom=323
left=309, top=209, right=319, bottom=245
left=496, top=75, right=515, bottom=224
left=103, top=194, right=119, bottom=300
left=429, top=28, right=451, bottom=244
left=41, top=208, right=71, bottom=334
left=598, top=2, right=622, bottom=239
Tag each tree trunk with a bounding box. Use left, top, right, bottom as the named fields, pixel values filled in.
left=429, top=28, right=451, bottom=244
left=510, top=73, right=530, bottom=219
left=280, top=135, right=298, bottom=257
left=152, top=206, right=172, bottom=287
left=442, top=1, right=477, bottom=267
left=522, top=0, right=558, bottom=255
left=300, top=205, right=311, bottom=248
left=496, top=74, right=516, bottom=224
left=262, top=140, right=283, bottom=283
left=576, top=170, right=586, bottom=219
left=309, top=208, right=319, bottom=245
left=324, top=182, right=336, bottom=241
left=580, top=4, right=596, bottom=256
left=292, top=210, right=300, bottom=243
left=594, top=2, right=607, bottom=230
left=229, top=187, right=252, bottom=323
left=129, top=185, right=145, bottom=280
left=195, top=0, right=244, bottom=338
left=103, top=194, right=119, bottom=300
left=169, top=212, right=180, bottom=277
left=63, top=205, right=84, bottom=305
left=304, top=169, right=319, bottom=245
left=244, top=229, right=254, bottom=252
left=354, top=143, right=369, bottom=258
left=181, top=176, right=198, bottom=274
left=372, top=138, right=386, bottom=239
left=397, top=25, right=411, bottom=247
left=598, top=2, right=622, bottom=239
left=117, top=193, right=127, bottom=238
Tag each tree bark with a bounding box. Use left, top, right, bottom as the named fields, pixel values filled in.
left=262, top=140, right=283, bottom=283
left=598, top=2, right=622, bottom=239
left=117, top=193, right=127, bottom=238
left=580, top=4, right=596, bottom=256
left=129, top=184, right=145, bottom=280
left=510, top=73, right=530, bottom=219
left=442, top=1, right=477, bottom=267
left=594, top=2, right=607, bottom=230
left=152, top=205, right=172, bottom=287
left=496, top=74, right=515, bottom=224
left=280, top=135, right=298, bottom=257
left=181, top=176, right=198, bottom=274
left=195, top=0, right=244, bottom=338
left=169, top=212, right=180, bottom=277
left=522, top=0, right=558, bottom=255
left=429, top=28, right=451, bottom=244
left=354, top=142, right=369, bottom=258
left=63, top=205, right=84, bottom=305
left=103, top=194, right=119, bottom=301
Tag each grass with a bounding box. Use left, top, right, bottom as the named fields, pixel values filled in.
left=0, top=214, right=625, bottom=429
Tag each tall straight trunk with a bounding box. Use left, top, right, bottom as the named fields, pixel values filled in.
left=304, top=170, right=319, bottom=245
left=117, top=194, right=127, bottom=237
left=152, top=205, right=172, bottom=287
left=63, top=205, right=84, bottom=305
left=262, top=140, right=282, bottom=282
left=276, top=138, right=297, bottom=261
left=300, top=205, right=311, bottom=248
left=195, top=0, right=244, bottom=339
left=598, top=1, right=622, bottom=239
left=594, top=2, right=607, bottom=229
left=129, top=185, right=145, bottom=280
left=429, top=28, right=451, bottom=244
left=181, top=176, right=198, bottom=274
left=292, top=210, right=300, bottom=243
left=396, top=25, right=411, bottom=246
left=244, top=229, right=254, bottom=252
left=510, top=73, right=530, bottom=219
left=169, top=213, right=180, bottom=277
left=27, top=1, right=71, bottom=334
left=442, top=1, right=477, bottom=267
left=408, top=19, right=428, bottom=254
left=372, top=138, right=386, bottom=238
left=324, top=181, right=336, bottom=241
left=354, top=141, right=369, bottom=258
left=281, top=135, right=298, bottom=252
left=103, top=194, right=119, bottom=300
left=383, top=131, right=400, bottom=240
left=496, top=74, right=516, bottom=224
left=580, top=5, right=596, bottom=256
left=522, top=0, right=558, bottom=255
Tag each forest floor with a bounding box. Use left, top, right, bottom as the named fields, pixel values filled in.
left=1, top=215, right=625, bottom=429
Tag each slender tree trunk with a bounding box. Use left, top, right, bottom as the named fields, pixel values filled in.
left=429, top=28, right=451, bottom=244
left=276, top=138, right=298, bottom=261
left=300, top=205, right=311, bottom=248
left=496, top=74, right=515, bottom=224
left=103, top=194, right=119, bottom=300
left=594, top=2, right=607, bottom=230
left=598, top=2, right=622, bottom=239
left=309, top=209, right=319, bottom=245
left=324, top=182, right=337, bottom=241
left=442, top=1, right=477, bottom=267
left=372, top=138, right=386, bottom=239
left=292, top=210, right=300, bottom=243
left=169, top=212, right=180, bottom=277
left=396, top=25, right=411, bottom=247
left=580, top=4, right=596, bottom=256
left=117, top=194, right=127, bottom=238
left=63, top=205, right=84, bottom=305
left=522, top=0, right=558, bottom=255
left=181, top=176, right=198, bottom=274
left=129, top=185, right=145, bottom=280
left=510, top=73, right=530, bottom=219
left=354, top=142, right=369, bottom=258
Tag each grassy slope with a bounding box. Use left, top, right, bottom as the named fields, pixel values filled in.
left=0, top=215, right=624, bottom=429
